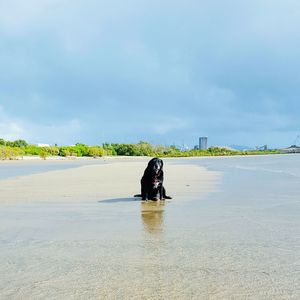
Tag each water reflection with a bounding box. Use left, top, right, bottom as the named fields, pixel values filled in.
left=140, top=201, right=165, bottom=234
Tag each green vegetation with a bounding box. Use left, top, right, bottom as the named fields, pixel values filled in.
left=0, top=138, right=280, bottom=160
left=0, top=146, right=25, bottom=160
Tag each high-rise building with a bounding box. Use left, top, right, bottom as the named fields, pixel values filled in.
left=199, top=137, right=208, bottom=150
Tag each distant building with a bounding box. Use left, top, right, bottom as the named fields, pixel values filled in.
left=199, top=137, right=208, bottom=150
left=37, top=143, right=50, bottom=147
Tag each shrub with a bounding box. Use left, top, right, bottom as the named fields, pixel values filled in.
left=0, top=146, right=25, bottom=160
left=58, top=147, right=71, bottom=157
left=39, top=148, right=49, bottom=160
left=87, top=147, right=104, bottom=158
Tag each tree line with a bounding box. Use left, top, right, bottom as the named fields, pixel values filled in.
left=0, top=138, right=280, bottom=160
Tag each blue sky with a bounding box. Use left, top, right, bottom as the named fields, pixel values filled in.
left=0, top=0, right=299, bottom=148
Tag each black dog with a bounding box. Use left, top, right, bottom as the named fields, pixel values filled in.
left=135, top=157, right=172, bottom=201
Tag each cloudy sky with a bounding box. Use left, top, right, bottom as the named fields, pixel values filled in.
left=1, top=0, right=299, bottom=148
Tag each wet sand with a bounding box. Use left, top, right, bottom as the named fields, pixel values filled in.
left=0, top=156, right=299, bottom=299
left=0, top=158, right=218, bottom=204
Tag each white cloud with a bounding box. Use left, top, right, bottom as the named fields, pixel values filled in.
left=0, top=121, right=25, bottom=140
left=0, top=107, right=26, bottom=140
left=0, top=105, right=82, bottom=144
left=0, top=0, right=61, bottom=35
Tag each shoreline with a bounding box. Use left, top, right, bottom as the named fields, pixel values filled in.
left=0, top=152, right=293, bottom=162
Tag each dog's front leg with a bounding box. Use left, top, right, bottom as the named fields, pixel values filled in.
left=159, top=185, right=163, bottom=200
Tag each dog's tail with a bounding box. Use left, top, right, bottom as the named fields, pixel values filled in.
left=134, top=194, right=142, bottom=197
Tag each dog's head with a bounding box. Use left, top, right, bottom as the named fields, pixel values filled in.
left=147, top=157, right=163, bottom=175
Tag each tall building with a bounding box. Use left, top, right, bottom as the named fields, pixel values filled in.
left=199, top=137, right=208, bottom=150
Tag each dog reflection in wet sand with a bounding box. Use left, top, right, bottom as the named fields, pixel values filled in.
left=141, top=201, right=165, bottom=234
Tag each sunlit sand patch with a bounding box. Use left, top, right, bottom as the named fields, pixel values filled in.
left=0, top=160, right=221, bottom=204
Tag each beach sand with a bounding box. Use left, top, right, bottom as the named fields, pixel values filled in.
left=0, top=156, right=299, bottom=299
left=0, top=159, right=222, bottom=299
left=0, top=158, right=220, bottom=204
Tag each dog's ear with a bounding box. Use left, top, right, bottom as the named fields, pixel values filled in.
left=147, top=157, right=156, bottom=166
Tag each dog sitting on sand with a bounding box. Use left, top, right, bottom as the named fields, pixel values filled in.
left=134, top=157, right=172, bottom=201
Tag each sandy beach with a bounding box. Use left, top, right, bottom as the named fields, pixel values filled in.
left=0, top=156, right=299, bottom=299
left=0, top=158, right=220, bottom=204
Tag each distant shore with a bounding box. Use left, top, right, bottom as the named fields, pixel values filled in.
left=0, top=139, right=281, bottom=160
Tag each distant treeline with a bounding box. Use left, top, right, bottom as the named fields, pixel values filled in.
left=0, top=138, right=280, bottom=160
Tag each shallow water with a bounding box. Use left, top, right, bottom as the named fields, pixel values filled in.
left=0, top=155, right=299, bottom=299
left=0, top=159, right=106, bottom=180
